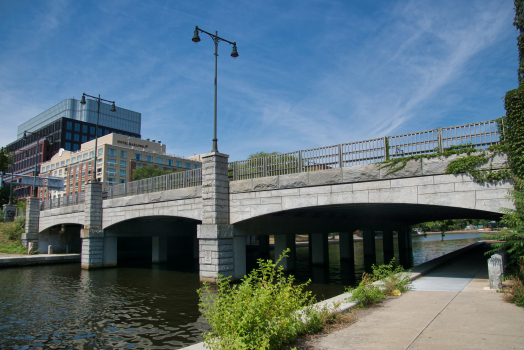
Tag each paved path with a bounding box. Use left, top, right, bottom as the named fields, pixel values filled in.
left=302, top=245, right=524, bottom=350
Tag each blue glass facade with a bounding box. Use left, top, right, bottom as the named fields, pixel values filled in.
left=17, top=98, right=141, bottom=139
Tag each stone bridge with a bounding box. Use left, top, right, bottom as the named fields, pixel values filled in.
left=24, top=151, right=512, bottom=283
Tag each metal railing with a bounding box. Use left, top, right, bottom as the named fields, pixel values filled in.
left=228, top=120, right=501, bottom=180
left=106, top=168, right=202, bottom=199
left=40, top=193, right=85, bottom=210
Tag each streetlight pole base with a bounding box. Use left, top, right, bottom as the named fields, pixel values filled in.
left=212, top=139, right=218, bottom=153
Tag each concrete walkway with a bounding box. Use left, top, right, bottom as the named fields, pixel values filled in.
left=302, top=245, right=524, bottom=350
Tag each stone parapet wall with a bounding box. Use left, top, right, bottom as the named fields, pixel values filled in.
left=103, top=186, right=202, bottom=208
left=229, top=152, right=508, bottom=194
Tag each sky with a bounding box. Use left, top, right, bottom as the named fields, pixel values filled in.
left=0, top=0, right=518, bottom=161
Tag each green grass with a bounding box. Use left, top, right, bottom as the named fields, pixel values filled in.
left=0, top=222, right=27, bottom=254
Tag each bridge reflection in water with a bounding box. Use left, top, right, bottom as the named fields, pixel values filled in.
left=0, top=233, right=482, bottom=349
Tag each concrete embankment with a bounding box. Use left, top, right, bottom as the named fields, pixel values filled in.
left=0, top=253, right=80, bottom=267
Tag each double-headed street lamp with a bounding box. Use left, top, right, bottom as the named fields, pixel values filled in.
left=192, top=26, right=239, bottom=153
left=80, top=93, right=116, bottom=182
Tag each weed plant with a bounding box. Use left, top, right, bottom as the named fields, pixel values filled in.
left=346, top=259, right=411, bottom=308
left=503, top=259, right=524, bottom=307
left=0, top=221, right=26, bottom=254
left=198, top=250, right=336, bottom=350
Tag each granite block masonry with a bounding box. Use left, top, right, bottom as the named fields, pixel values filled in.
left=488, top=253, right=504, bottom=290
left=198, top=151, right=234, bottom=283
left=22, top=197, right=40, bottom=249
left=81, top=181, right=104, bottom=269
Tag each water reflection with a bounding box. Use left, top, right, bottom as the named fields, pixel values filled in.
left=0, top=233, right=481, bottom=349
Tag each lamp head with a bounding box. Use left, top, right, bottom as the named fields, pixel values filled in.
left=80, top=94, right=86, bottom=105
left=111, top=101, right=116, bottom=112
left=231, top=43, right=239, bottom=58
left=192, top=26, right=201, bottom=43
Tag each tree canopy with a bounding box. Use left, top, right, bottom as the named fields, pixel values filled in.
left=131, top=164, right=178, bottom=181
left=248, top=151, right=280, bottom=159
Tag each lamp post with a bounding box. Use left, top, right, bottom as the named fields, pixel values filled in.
left=192, top=26, right=239, bottom=153
left=79, top=93, right=116, bottom=182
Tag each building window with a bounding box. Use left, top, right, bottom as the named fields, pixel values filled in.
left=156, top=157, right=163, bottom=165
left=146, top=155, right=153, bottom=162
left=82, top=125, right=88, bottom=133
left=75, top=182, right=78, bottom=188
left=74, top=123, right=80, bottom=132
left=98, top=148, right=103, bottom=156
left=97, top=158, right=103, bottom=165
left=73, top=144, right=79, bottom=151
left=66, top=159, right=70, bottom=165
left=119, top=179, right=126, bottom=184
left=66, top=132, right=72, bottom=140
left=82, top=171, right=85, bottom=178
left=59, top=169, right=62, bottom=175
left=119, top=169, right=126, bottom=177
left=107, top=158, right=117, bottom=166
left=90, top=126, right=95, bottom=135
left=82, top=135, right=87, bottom=142
left=89, top=151, right=94, bottom=158
left=166, top=159, right=173, bottom=166
left=88, top=170, right=92, bottom=178
left=61, top=161, right=65, bottom=166
left=193, top=164, right=200, bottom=169
left=104, top=129, right=110, bottom=135
left=83, top=154, right=88, bottom=160
left=134, top=153, right=142, bottom=161
left=75, top=174, right=79, bottom=180
left=176, top=160, right=182, bottom=167
left=136, top=162, right=142, bottom=167
left=120, top=150, right=127, bottom=158
left=107, top=177, right=116, bottom=185
left=76, top=165, right=79, bottom=171
left=74, top=134, right=80, bottom=142
left=185, top=162, right=191, bottom=169
left=108, top=148, right=117, bottom=156
left=98, top=129, right=103, bottom=136
left=120, top=160, right=127, bottom=167
left=66, top=121, right=73, bottom=130
left=107, top=168, right=116, bottom=176
left=51, top=164, right=55, bottom=170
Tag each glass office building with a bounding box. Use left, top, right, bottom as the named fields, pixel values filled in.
left=5, top=98, right=142, bottom=198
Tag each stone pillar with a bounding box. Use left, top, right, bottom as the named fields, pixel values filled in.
left=397, top=229, right=409, bottom=268
left=198, top=151, right=234, bottom=283
left=103, top=236, right=117, bottom=267
left=2, top=204, right=15, bottom=222
left=363, top=230, right=376, bottom=270
left=152, top=236, right=168, bottom=263
left=81, top=181, right=104, bottom=269
left=274, top=234, right=296, bottom=271
left=339, top=231, right=354, bottom=262
left=309, top=233, right=329, bottom=265
left=383, top=230, right=394, bottom=264
left=22, top=197, right=40, bottom=250
left=258, top=235, right=270, bottom=259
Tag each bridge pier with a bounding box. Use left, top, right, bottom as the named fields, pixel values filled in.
left=383, top=230, right=394, bottom=264
left=309, top=233, right=329, bottom=266
left=363, top=230, right=376, bottom=271
left=152, top=236, right=168, bottom=263
left=22, top=197, right=40, bottom=250
left=398, top=229, right=411, bottom=268
left=81, top=181, right=104, bottom=269
left=339, top=231, right=355, bottom=263
left=103, top=236, right=117, bottom=267
left=274, top=234, right=296, bottom=271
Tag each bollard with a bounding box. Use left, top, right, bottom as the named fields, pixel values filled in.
left=28, top=242, right=35, bottom=255
left=488, top=254, right=504, bottom=290
left=48, top=245, right=54, bottom=255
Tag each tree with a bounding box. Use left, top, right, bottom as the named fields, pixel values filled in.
left=248, top=151, right=280, bottom=159
left=0, top=148, right=15, bottom=207
left=131, top=164, right=177, bottom=181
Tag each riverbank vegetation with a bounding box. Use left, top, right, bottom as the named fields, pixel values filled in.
left=345, top=259, right=411, bottom=308
left=0, top=219, right=26, bottom=254
left=198, top=250, right=338, bottom=350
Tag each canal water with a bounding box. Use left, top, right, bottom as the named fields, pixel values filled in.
left=0, top=233, right=483, bottom=349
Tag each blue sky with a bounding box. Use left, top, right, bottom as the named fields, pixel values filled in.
left=0, top=0, right=517, bottom=161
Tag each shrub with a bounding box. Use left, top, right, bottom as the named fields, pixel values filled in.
left=346, top=259, right=412, bottom=308
left=503, top=259, right=524, bottom=307
left=197, top=250, right=334, bottom=350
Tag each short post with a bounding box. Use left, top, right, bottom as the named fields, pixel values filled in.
left=488, top=254, right=504, bottom=290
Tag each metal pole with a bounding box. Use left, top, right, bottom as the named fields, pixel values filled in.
left=212, top=33, right=218, bottom=152
left=9, top=165, right=13, bottom=205
left=92, top=95, right=101, bottom=182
